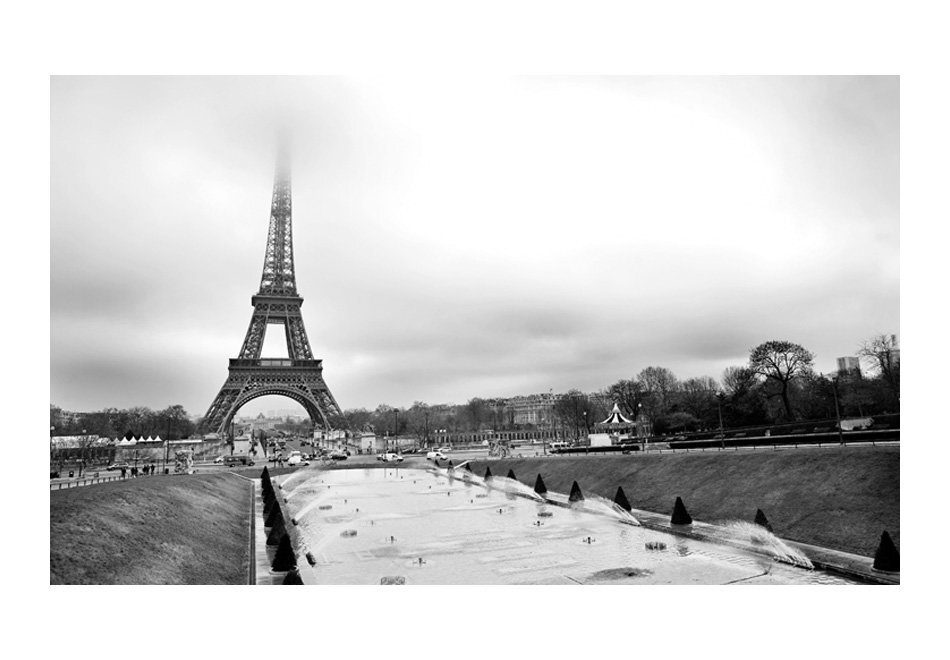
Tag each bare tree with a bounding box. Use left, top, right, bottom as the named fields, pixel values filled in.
left=749, top=340, right=814, bottom=419
left=606, top=378, right=645, bottom=419
left=858, top=333, right=900, bottom=396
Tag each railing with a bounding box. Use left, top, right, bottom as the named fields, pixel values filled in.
left=51, top=473, right=130, bottom=490
left=229, top=358, right=323, bottom=369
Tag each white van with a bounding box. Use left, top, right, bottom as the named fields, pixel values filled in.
left=548, top=442, right=570, bottom=454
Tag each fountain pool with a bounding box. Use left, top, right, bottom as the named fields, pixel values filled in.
left=278, top=467, right=860, bottom=585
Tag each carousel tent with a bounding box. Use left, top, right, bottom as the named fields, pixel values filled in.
left=597, top=403, right=634, bottom=427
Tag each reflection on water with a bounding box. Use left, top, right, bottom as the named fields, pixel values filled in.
left=280, top=468, right=859, bottom=585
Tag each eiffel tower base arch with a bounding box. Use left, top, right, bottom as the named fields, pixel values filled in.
left=200, top=359, right=342, bottom=437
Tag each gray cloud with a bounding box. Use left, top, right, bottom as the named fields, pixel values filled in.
left=51, top=76, right=899, bottom=415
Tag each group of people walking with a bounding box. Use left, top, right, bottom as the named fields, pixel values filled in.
left=120, top=464, right=157, bottom=478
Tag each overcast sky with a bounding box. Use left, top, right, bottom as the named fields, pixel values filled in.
left=50, top=76, right=899, bottom=416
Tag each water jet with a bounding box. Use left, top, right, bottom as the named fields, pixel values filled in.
left=614, top=486, right=632, bottom=512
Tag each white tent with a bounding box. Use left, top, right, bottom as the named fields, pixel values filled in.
left=599, top=403, right=634, bottom=426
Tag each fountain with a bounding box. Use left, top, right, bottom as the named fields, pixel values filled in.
left=486, top=475, right=545, bottom=502
left=614, top=486, right=632, bottom=512
left=277, top=467, right=864, bottom=585
left=721, top=521, right=813, bottom=569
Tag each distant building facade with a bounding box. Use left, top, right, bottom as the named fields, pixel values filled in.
left=837, top=356, right=862, bottom=378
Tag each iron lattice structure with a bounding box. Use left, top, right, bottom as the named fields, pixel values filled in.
left=198, top=153, right=343, bottom=436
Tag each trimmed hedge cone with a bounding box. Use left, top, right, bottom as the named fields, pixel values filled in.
left=265, top=505, right=284, bottom=529
left=568, top=481, right=584, bottom=503
left=534, top=474, right=547, bottom=496
left=872, top=531, right=900, bottom=573
left=614, top=486, right=632, bottom=512
left=507, top=469, right=517, bottom=481
left=266, top=519, right=287, bottom=546
left=282, top=568, right=304, bottom=585
left=670, top=497, right=693, bottom=525
left=484, top=466, right=493, bottom=481
left=754, top=508, right=773, bottom=532
left=271, top=533, right=296, bottom=572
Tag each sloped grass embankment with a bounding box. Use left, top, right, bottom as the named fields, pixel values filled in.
left=471, top=446, right=898, bottom=558
left=51, top=472, right=251, bottom=585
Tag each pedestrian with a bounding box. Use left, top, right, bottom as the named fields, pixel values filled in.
left=151, top=464, right=155, bottom=475
left=121, top=467, right=127, bottom=479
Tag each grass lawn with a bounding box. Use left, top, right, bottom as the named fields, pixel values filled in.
left=50, top=472, right=251, bottom=585
left=472, top=445, right=898, bottom=558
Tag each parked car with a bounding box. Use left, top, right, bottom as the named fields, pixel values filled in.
left=426, top=450, right=447, bottom=461
left=330, top=451, right=348, bottom=461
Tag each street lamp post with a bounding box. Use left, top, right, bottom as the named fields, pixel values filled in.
left=392, top=409, right=399, bottom=453
left=828, top=374, right=845, bottom=446
left=50, top=426, right=55, bottom=471
left=716, top=391, right=725, bottom=449
left=424, top=410, right=429, bottom=448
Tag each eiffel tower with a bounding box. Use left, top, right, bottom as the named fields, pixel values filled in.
left=198, top=149, right=343, bottom=436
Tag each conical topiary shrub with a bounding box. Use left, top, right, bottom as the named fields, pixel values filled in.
left=484, top=466, right=493, bottom=481
left=670, top=497, right=692, bottom=525
left=265, top=504, right=284, bottom=529
left=872, top=531, right=900, bottom=573
left=507, top=469, right=517, bottom=481
left=282, top=568, right=304, bottom=585
left=448, top=460, right=454, bottom=469
left=271, top=533, right=296, bottom=572
left=568, top=481, right=584, bottom=503
left=754, top=508, right=773, bottom=532
left=614, top=486, right=632, bottom=512
left=466, top=462, right=473, bottom=472
left=261, top=466, right=271, bottom=486
left=534, top=474, right=547, bottom=496
left=266, top=519, right=287, bottom=546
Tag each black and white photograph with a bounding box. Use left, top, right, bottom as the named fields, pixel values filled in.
left=30, top=3, right=940, bottom=656
left=50, top=75, right=899, bottom=587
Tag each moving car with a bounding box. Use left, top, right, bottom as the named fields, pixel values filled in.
left=378, top=452, right=404, bottom=463
left=106, top=463, right=130, bottom=471
left=330, top=451, right=348, bottom=461
left=213, top=456, right=224, bottom=464
left=426, top=450, right=447, bottom=461
left=224, top=455, right=254, bottom=467
left=287, top=451, right=310, bottom=466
